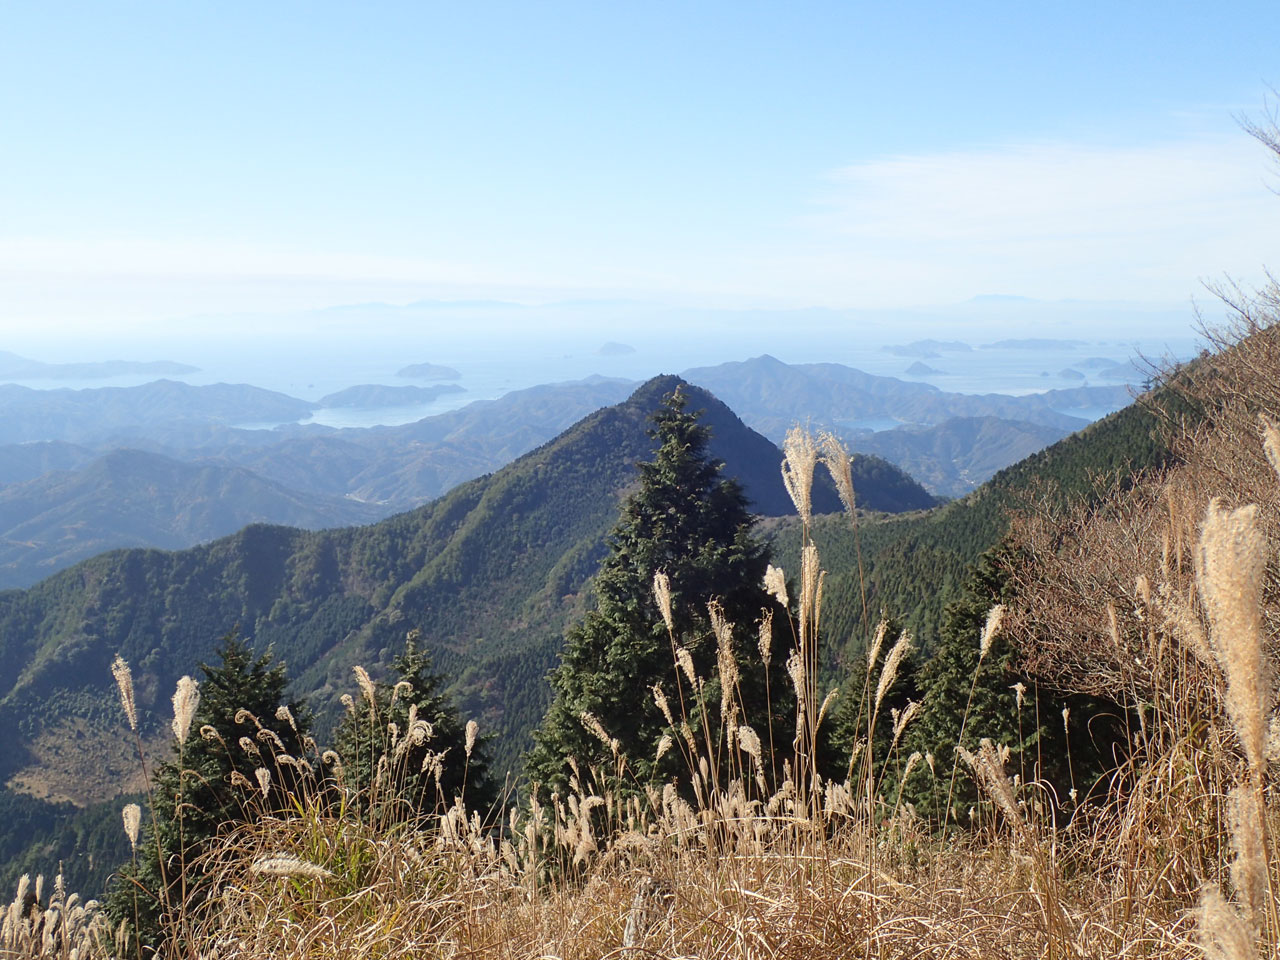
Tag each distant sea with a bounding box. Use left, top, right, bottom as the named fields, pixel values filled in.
left=0, top=329, right=1199, bottom=433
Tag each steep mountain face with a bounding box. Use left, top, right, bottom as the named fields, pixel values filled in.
left=0, top=450, right=384, bottom=589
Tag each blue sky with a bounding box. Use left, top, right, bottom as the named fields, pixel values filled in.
left=2, top=1, right=1279, bottom=342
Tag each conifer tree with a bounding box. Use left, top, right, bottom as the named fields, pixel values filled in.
left=525, top=387, right=783, bottom=796
left=331, top=631, right=498, bottom=821
left=106, top=632, right=311, bottom=947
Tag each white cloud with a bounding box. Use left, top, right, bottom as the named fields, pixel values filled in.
left=794, top=133, right=1280, bottom=303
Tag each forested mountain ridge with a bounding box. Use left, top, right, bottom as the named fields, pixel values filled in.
left=0, top=449, right=384, bottom=588
left=0, top=376, right=930, bottom=804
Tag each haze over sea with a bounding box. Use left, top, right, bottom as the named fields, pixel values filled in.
left=2, top=296, right=1201, bottom=432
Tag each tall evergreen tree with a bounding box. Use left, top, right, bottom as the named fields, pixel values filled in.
left=106, top=632, right=312, bottom=947
left=332, top=631, right=499, bottom=821
left=525, top=387, right=785, bottom=796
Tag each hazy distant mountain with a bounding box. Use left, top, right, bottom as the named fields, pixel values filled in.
left=882, top=339, right=971, bottom=358
left=681, top=354, right=1121, bottom=439
left=0, top=381, right=317, bottom=445
left=596, top=341, right=635, bottom=356
left=981, top=338, right=1087, bottom=350
left=0, top=449, right=383, bottom=588
left=0, top=351, right=198, bottom=380
left=396, top=362, right=462, bottom=380
left=318, top=383, right=465, bottom=408
left=904, top=361, right=944, bottom=376
left=847, top=417, right=1072, bottom=497
left=0, top=442, right=96, bottom=485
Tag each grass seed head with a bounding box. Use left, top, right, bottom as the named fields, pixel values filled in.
left=1197, top=498, right=1271, bottom=771
left=781, top=426, right=818, bottom=524
left=121, top=803, right=141, bottom=851
left=170, top=675, right=199, bottom=744
left=111, top=655, right=137, bottom=732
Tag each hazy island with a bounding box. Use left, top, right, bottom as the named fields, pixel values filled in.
left=0, top=351, right=199, bottom=380
left=396, top=362, right=463, bottom=380
left=882, top=339, right=971, bottom=358
left=319, top=383, right=466, bottom=408
left=596, top=341, right=636, bottom=356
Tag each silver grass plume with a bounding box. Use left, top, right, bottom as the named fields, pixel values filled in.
left=781, top=426, right=817, bottom=524
left=867, top=619, right=889, bottom=670
left=465, top=720, right=479, bottom=758
left=1227, top=784, right=1267, bottom=928
left=170, top=675, right=199, bottom=743
left=710, top=601, right=739, bottom=724
left=389, top=679, right=412, bottom=707
left=817, top=687, right=839, bottom=728
left=275, top=705, right=297, bottom=732
left=959, top=738, right=1023, bottom=832
left=255, top=767, right=271, bottom=798
left=978, top=604, right=1006, bottom=660
left=891, top=700, right=922, bottom=748
left=798, top=544, right=822, bottom=645
left=819, top=431, right=857, bottom=520
left=1261, top=414, right=1280, bottom=484
left=676, top=647, right=696, bottom=686
left=121, top=804, right=141, bottom=851
left=580, top=712, right=619, bottom=755
left=1197, top=499, right=1270, bottom=772
left=874, top=630, right=912, bottom=715
left=251, top=856, right=333, bottom=880
left=758, top=608, right=774, bottom=667
left=651, top=684, right=674, bottom=725
left=1197, top=884, right=1258, bottom=960
left=352, top=666, right=377, bottom=707
left=111, top=656, right=137, bottom=732
left=653, top=571, right=674, bottom=633
left=763, top=565, right=789, bottom=608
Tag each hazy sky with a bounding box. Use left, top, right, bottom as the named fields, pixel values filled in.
left=3, top=1, right=1279, bottom=341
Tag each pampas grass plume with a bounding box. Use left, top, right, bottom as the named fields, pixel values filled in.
left=819, top=431, right=857, bottom=520
left=121, top=803, right=141, bottom=851
left=653, top=571, right=674, bottom=633
left=875, top=631, right=912, bottom=715
left=781, top=426, right=817, bottom=524
left=111, top=655, right=137, bottom=732
left=763, top=565, right=788, bottom=608
left=170, top=675, right=199, bottom=743
left=1197, top=498, right=1270, bottom=771
left=1197, top=884, right=1258, bottom=960
left=978, top=604, right=1006, bottom=659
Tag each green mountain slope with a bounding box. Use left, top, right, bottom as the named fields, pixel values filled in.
left=0, top=449, right=385, bottom=589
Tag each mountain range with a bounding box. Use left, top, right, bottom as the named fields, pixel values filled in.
left=0, top=364, right=1174, bottom=896
left=0, top=356, right=1133, bottom=588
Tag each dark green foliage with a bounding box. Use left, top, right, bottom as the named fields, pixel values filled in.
left=0, top=792, right=133, bottom=898
left=332, top=633, right=499, bottom=821
left=526, top=389, right=783, bottom=795
left=898, top=547, right=1128, bottom=824
left=105, top=632, right=312, bottom=946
